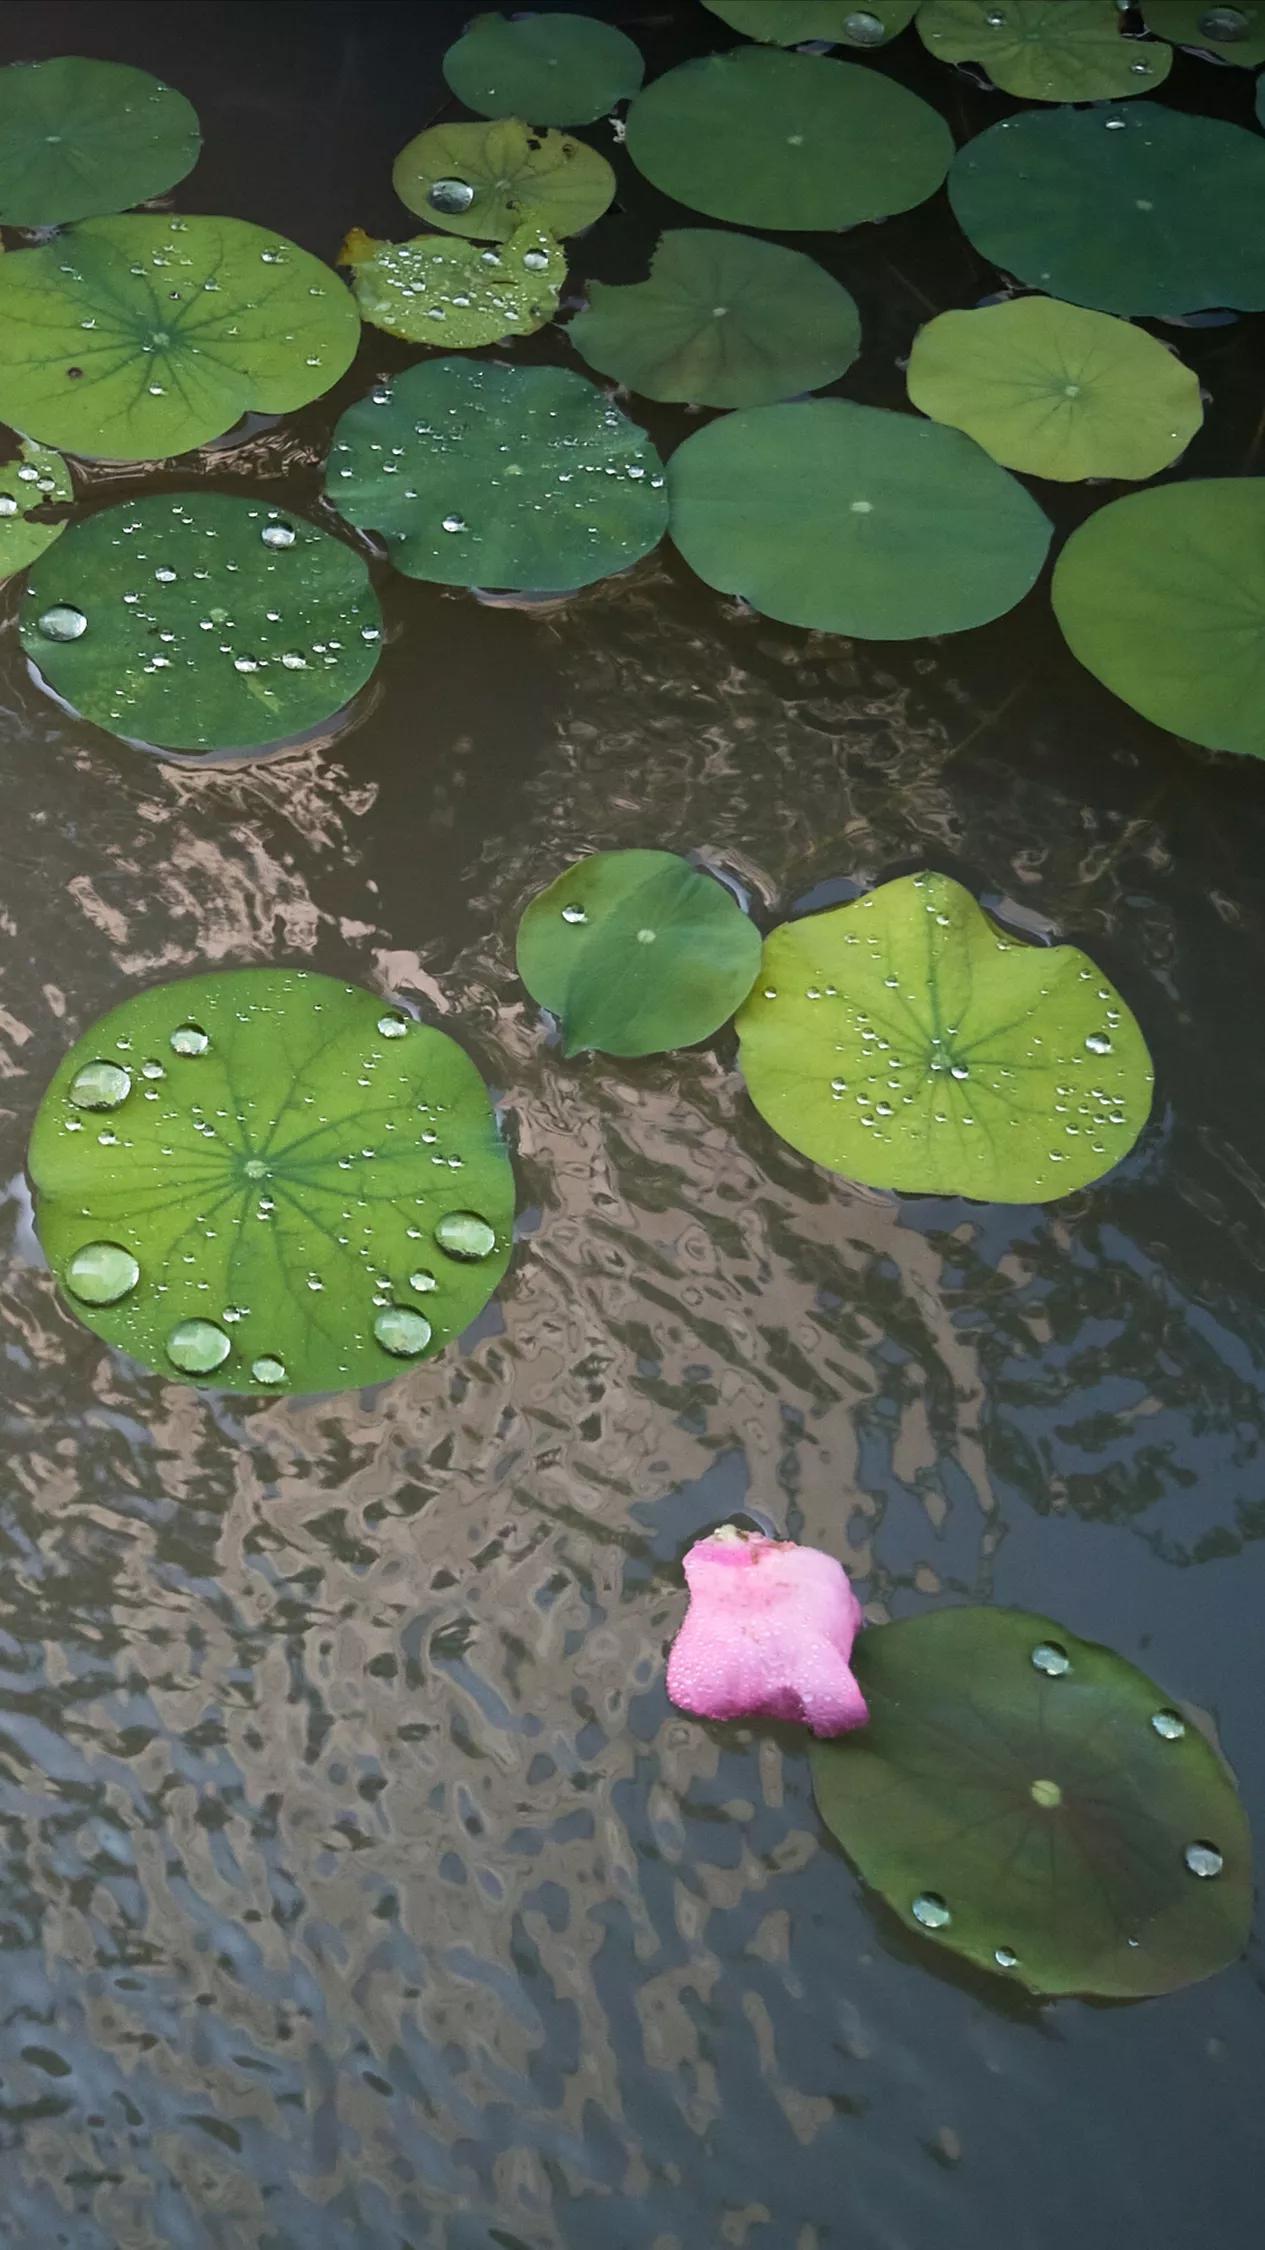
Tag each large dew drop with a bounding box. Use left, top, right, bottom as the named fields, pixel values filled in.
left=1031, top=1641, right=1070, bottom=1677
left=434, top=1209, right=497, bottom=1260
left=166, top=1318, right=232, bottom=1374
left=373, top=1305, right=433, bottom=1357
left=251, top=1354, right=287, bottom=1384
left=64, top=1240, right=140, bottom=1305
left=912, top=1892, right=952, bottom=1930
left=1184, top=1840, right=1224, bottom=1878
left=68, top=1059, right=132, bottom=1111
left=37, top=604, right=88, bottom=642
left=170, top=1022, right=210, bottom=1057
left=260, top=520, right=297, bottom=549
left=428, top=177, right=475, bottom=215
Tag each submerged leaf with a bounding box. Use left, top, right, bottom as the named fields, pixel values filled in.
left=516, top=850, right=761, bottom=1056
left=735, top=872, right=1152, bottom=1202
left=701, top=1, right=919, bottom=46
left=1144, top=2, right=1265, bottom=64
left=393, top=117, right=615, bottom=240
left=0, top=440, right=73, bottom=580
left=811, top=1607, right=1252, bottom=1998
left=0, top=55, right=200, bottom=225
left=917, top=0, right=1171, bottom=100
left=443, top=11, right=644, bottom=124
left=29, top=969, right=515, bottom=1395
left=341, top=222, right=565, bottom=345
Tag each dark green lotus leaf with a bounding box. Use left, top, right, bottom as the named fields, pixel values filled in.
left=0, top=440, right=73, bottom=579
left=443, top=12, right=644, bottom=124
left=625, top=47, right=952, bottom=231
left=29, top=968, right=515, bottom=1396
left=0, top=55, right=200, bottom=226
left=340, top=222, right=565, bottom=345
left=917, top=1, right=1171, bottom=100
left=702, top=1, right=919, bottom=47
left=906, top=297, right=1202, bottom=482
left=811, top=1607, right=1252, bottom=1998
left=667, top=400, right=1050, bottom=639
left=21, top=493, right=381, bottom=755
left=0, top=215, right=359, bottom=462
left=570, top=228, right=860, bottom=407
left=516, top=849, right=762, bottom=1056
left=1052, top=480, right=1265, bottom=760
left=393, top=117, right=615, bottom=240
left=1146, top=2, right=1265, bottom=65
left=735, top=872, right=1153, bottom=1201
left=327, top=359, right=667, bottom=592
left=949, top=104, right=1265, bottom=317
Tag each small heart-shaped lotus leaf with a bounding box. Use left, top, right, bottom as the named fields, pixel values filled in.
left=811, top=1607, right=1252, bottom=1998
left=443, top=12, right=644, bottom=124
left=736, top=872, right=1152, bottom=1202
left=1052, top=480, right=1265, bottom=760
left=327, top=359, right=667, bottom=592
left=393, top=118, right=615, bottom=240
left=29, top=969, right=515, bottom=1396
left=0, top=215, right=359, bottom=462
left=570, top=228, right=860, bottom=407
left=21, top=493, right=381, bottom=755
left=516, top=850, right=762, bottom=1056
left=702, top=2, right=919, bottom=46
left=667, top=400, right=1050, bottom=639
left=0, top=440, right=73, bottom=579
left=626, top=47, right=952, bottom=231
left=949, top=103, right=1265, bottom=317
left=907, top=297, right=1202, bottom=481
left=0, top=55, right=201, bottom=225
left=341, top=222, right=565, bottom=346
left=1145, top=2, right=1265, bottom=65
left=917, top=1, right=1171, bottom=100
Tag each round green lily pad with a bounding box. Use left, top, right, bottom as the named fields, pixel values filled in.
left=625, top=47, right=952, bottom=232
left=29, top=968, right=515, bottom=1396
left=0, top=55, right=200, bottom=226
left=443, top=12, right=644, bottom=124
left=393, top=118, right=615, bottom=241
left=327, top=360, right=667, bottom=592
left=0, top=440, right=73, bottom=579
left=570, top=228, right=860, bottom=407
left=811, top=1607, right=1252, bottom=1998
left=1145, top=3, right=1265, bottom=65
left=949, top=104, right=1265, bottom=317
left=20, top=493, right=381, bottom=755
left=702, top=2, right=919, bottom=46
left=516, top=850, right=761, bottom=1057
left=0, top=215, right=359, bottom=462
left=667, top=400, right=1050, bottom=639
left=1052, top=480, right=1265, bottom=761
left=906, top=297, right=1202, bottom=482
left=735, top=871, right=1153, bottom=1201
left=916, top=1, right=1171, bottom=101
left=340, top=222, right=565, bottom=346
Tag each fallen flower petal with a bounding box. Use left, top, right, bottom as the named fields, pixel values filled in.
left=666, top=1524, right=869, bottom=1739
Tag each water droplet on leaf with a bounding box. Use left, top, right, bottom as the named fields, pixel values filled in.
left=434, top=1210, right=497, bottom=1261
left=166, top=1318, right=232, bottom=1374
left=65, top=1241, right=140, bottom=1305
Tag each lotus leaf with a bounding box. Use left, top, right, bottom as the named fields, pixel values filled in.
left=702, top=2, right=919, bottom=46
left=0, top=441, right=73, bottom=579
left=0, top=55, right=200, bottom=225
left=341, top=223, right=565, bottom=346
left=1145, top=3, right=1265, bottom=64
left=393, top=118, right=615, bottom=240
left=443, top=12, right=644, bottom=124
left=917, top=1, right=1171, bottom=100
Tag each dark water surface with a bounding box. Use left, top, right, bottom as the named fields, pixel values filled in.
left=1, top=3, right=1263, bottom=2245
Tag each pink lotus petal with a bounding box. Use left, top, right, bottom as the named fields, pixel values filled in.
left=666, top=1525, right=869, bottom=1739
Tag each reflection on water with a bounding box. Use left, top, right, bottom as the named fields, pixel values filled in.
left=1, top=1, right=1263, bottom=2245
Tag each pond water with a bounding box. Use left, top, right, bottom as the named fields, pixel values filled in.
left=1, top=1, right=1262, bottom=2244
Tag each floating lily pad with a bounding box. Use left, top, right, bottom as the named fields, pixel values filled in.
left=702, top=1, right=919, bottom=46
left=625, top=47, right=952, bottom=231
left=0, top=215, right=359, bottom=462
left=1052, top=480, right=1265, bottom=761
left=516, top=850, right=761, bottom=1056
left=20, top=493, right=381, bottom=754
left=906, top=297, right=1202, bottom=482
left=667, top=400, right=1050, bottom=639
left=570, top=228, right=860, bottom=407
left=393, top=118, right=615, bottom=240
left=327, top=360, right=667, bottom=592
left=340, top=222, right=565, bottom=345
left=917, top=1, right=1171, bottom=100
left=1145, top=3, right=1265, bottom=65
left=0, top=441, right=73, bottom=579
left=811, top=1607, right=1252, bottom=1998
left=949, top=104, right=1265, bottom=317
left=735, top=872, right=1152, bottom=1201
left=0, top=55, right=200, bottom=226
left=443, top=12, right=644, bottom=124
left=29, top=969, right=515, bottom=1396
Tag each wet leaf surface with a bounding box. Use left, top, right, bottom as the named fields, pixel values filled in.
left=0, top=54, right=200, bottom=224
left=442, top=11, right=644, bottom=125
left=393, top=117, right=615, bottom=240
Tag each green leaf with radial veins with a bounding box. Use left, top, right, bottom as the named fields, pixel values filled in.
left=516, top=850, right=762, bottom=1056
left=20, top=493, right=381, bottom=755
left=1146, top=2, right=1265, bottom=66
left=0, top=215, right=359, bottom=462
left=916, top=1, right=1171, bottom=101
left=393, top=118, right=615, bottom=241
left=702, top=2, right=919, bottom=46
left=0, top=55, right=200, bottom=225
left=0, top=440, right=73, bottom=580
left=443, top=12, right=644, bottom=124
left=811, top=1606, right=1252, bottom=1998
left=735, top=872, right=1153, bottom=1202
left=29, top=969, right=515, bottom=1396
left=625, top=47, right=951, bottom=231
left=569, top=228, right=860, bottom=407
left=326, top=359, right=667, bottom=592
left=340, top=222, right=565, bottom=346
